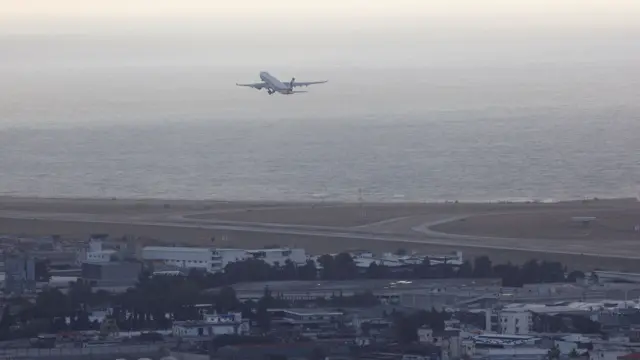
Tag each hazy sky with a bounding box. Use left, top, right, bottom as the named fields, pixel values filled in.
left=4, top=0, right=640, bottom=33
left=2, top=1, right=640, bottom=69
left=2, top=0, right=640, bottom=140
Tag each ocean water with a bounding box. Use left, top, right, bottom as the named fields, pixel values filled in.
left=1, top=65, right=639, bottom=202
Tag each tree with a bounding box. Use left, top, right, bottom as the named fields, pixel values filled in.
left=395, top=248, right=408, bottom=256
left=256, top=287, right=273, bottom=332
left=394, top=314, right=418, bottom=344
left=280, top=259, right=297, bottom=280
left=567, top=270, right=585, bottom=283
left=494, top=263, right=523, bottom=287
left=333, top=253, right=358, bottom=280
left=68, top=279, right=94, bottom=309
left=34, top=259, right=51, bottom=282
left=457, top=261, right=473, bottom=278
left=439, top=258, right=455, bottom=278
left=366, top=262, right=390, bottom=279
left=36, top=288, right=70, bottom=319
left=224, top=259, right=275, bottom=283
left=521, top=259, right=541, bottom=284
left=473, top=256, right=493, bottom=278
left=71, top=310, right=91, bottom=331
left=539, top=261, right=566, bottom=283
left=547, top=345, right=560, bottom=360
left=569, top=349, right=580, bottom=358
left=413, top=309, right=448, bottom=332
left=317, top=254, right=335, bottom=280
left=311, top=346, right=327, bottom=360
left=299, top=260, right=318, bottom=281
left=0, top=305, right=14, bottom=339
left=414, top=257, right=432, bottom=278
left=216, top=286, right=240, bottom=313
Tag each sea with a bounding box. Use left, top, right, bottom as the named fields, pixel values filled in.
left=1, top=63, right=639, bottom=203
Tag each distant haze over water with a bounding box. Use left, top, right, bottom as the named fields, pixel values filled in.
left=1, top=31, right=639, bottom=202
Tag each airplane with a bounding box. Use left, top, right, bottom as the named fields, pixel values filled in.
left=236, top=71, right=327, bottom=95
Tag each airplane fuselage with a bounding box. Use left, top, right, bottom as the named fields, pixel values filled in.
left=237, top=71, right=324, bottom=95
left=260, top=72, right=294, bottom=94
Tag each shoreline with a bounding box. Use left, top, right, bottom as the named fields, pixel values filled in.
left=1, top=195, right=637, bottom=206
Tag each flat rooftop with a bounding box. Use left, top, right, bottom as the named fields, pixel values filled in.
left=269, top=308, right=344, bottom=316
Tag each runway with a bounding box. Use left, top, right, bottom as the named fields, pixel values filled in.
left=1, top=208, right=637, bottom=261
left=1, top=197, right=638, bottom=270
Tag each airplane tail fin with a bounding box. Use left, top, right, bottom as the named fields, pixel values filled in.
left=290, top=77, right=296, bottom=89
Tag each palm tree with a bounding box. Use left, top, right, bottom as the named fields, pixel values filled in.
left=547, top=345, right=561, bottom=360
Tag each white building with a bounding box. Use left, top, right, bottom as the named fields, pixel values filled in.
left=499, top=308, right=533, bottom=335
left=433, top=330, right=462, bottom=360
left=461, top=340, right=475, bottom=358
left=245, top=248, right=307, bottom=266
left=555, top=334, right=592, bottom=356
left=417, top=327, right=461, bottom=360
left=143, top=246, right=216, bottom=272
left=142, top=246, right=306, bottom=273
left=418, top=327, right=433, bottom=343
left=76, top=237, right=117, bottom=264
left=172, top=312, right=249, bottom=338
left=349, top=251, right=464, bottom=269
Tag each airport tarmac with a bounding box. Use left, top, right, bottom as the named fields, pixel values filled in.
left=0, top=197, right=638, bottom=270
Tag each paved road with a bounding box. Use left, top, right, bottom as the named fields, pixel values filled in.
left=0, top=210, right=637, bottom=260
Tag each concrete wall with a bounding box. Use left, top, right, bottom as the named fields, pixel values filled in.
left=0, top=344, right=166, bottom=360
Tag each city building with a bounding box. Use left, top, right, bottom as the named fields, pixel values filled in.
left=143, top=246, right=219, bottom=272
left=81, top=261, right=143, bottom=286
left=3, top=251, right=36, bottom=295
left=277, top=308, right=344, bottom=327
left=224, top=279, right=500, bottom=304
left=246, top=248, right=307, bottom=266
left=76, top=235, right=117, bottom=265
left=418, top=327, right=462, bottom=360
left=554, top=334, right=593, bottom=355
left=338, top=250, right=464, bottom=271
left=172, top=312, right=248, bottom=338
left=499, top=308, right=533, bottom=335
left=141, top=246, right=306, bottom=273
left=594, top=271, right=640, bottom=284
left=433, top=329, right=462, bottom=360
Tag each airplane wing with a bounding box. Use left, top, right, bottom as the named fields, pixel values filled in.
left=236, top=82, right=268, bottom=89
left=290, top=80, right=328, bottom=88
